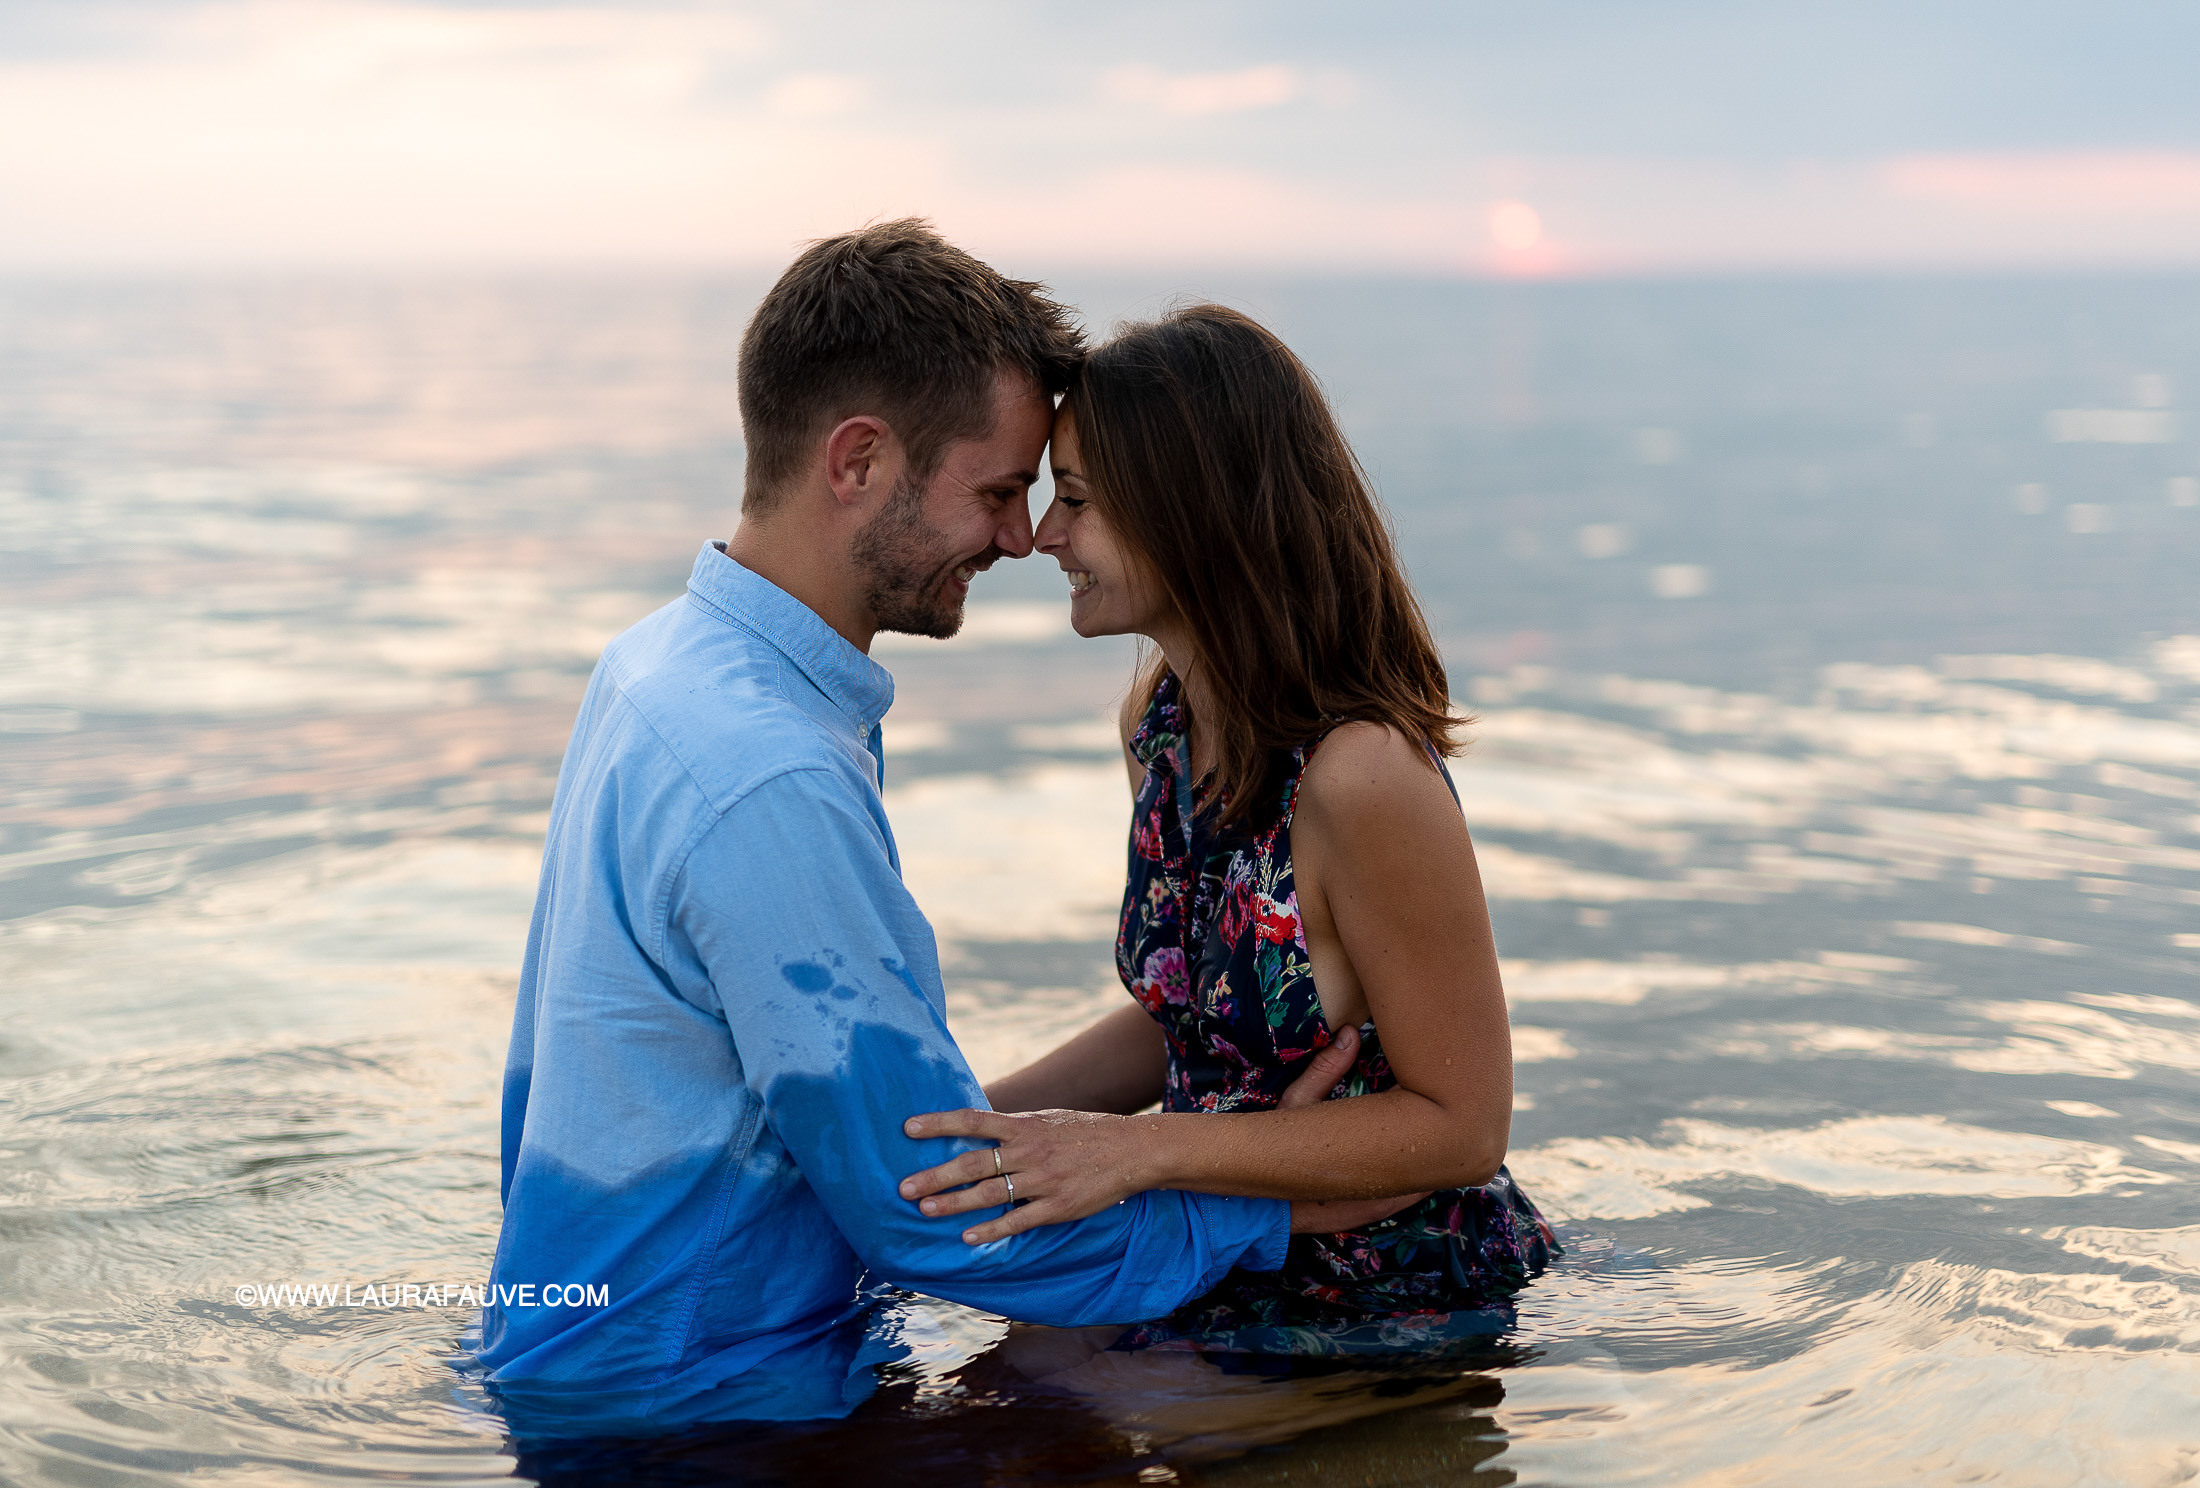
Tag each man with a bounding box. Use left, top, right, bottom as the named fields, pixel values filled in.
left=470, top=221, right=1368, bottom=1434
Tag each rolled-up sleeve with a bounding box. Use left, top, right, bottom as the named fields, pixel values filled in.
left=665, top=767, right=1287, bottom=1326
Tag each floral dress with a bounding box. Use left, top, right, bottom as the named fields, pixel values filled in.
left=1111, top=672, right=1557, bottom=1354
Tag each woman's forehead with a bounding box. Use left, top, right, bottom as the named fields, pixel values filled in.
left=1047, top=407, right=1081, bottom=461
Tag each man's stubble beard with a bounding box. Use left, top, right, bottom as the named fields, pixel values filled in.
left=853, top=474, right=985, bottom=641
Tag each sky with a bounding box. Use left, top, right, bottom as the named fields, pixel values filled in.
left=2, top=0, right=2198, bottom=276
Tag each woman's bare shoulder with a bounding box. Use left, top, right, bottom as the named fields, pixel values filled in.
left=1297, top=721, right=1453, bottom=825
left=1303, top=720, right=1442, bottom=789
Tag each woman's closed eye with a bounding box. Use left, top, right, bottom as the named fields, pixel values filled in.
left=1055, top=494, right=1088, bottom=510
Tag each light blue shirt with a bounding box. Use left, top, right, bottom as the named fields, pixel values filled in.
left=468, top=542, right=1287, bottom=1433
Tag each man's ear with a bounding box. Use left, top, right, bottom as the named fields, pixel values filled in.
left=822, top=415, right=902, bottom=511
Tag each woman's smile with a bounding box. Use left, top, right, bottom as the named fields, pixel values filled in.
left=1035, top=408, right=1175, bottom=640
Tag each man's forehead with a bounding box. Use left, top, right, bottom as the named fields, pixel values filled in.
left=942, top=431, right=1042, bottom=487
left=929, top=368, right=1050, bottom=486
left=973, top=376, right=1050, bottom=446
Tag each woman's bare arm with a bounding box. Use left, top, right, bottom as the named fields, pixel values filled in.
left=902, top=724, right=1512, bottom=1242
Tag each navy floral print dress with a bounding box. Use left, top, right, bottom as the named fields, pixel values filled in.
left=1112, top=672, right=1557, bottom=1354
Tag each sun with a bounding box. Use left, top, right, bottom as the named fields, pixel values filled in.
left=1489, top=200, right=1544, bottom=252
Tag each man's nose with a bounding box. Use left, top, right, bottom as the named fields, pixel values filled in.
left=995, top=496, right=1036, bottom=559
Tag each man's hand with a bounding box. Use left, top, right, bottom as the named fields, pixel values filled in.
left=1288, top=1192, right=1429, bottom=1233
left=1276, top=1024, right=1361, bottom=1109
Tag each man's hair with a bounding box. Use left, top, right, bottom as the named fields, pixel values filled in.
left=737, top=219, right=1085, bottom=512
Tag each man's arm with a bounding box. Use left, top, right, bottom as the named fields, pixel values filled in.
left=984, top=1003, right=1165, bottom=1115
left=898, top=725, right=1511, bottom=1241
left=665, top=767, right=1288, bottom=1327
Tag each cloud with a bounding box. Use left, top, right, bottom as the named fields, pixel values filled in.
left=1, top=2, right=2198, bottom=273
left=0, top=1, right=890, bottom=264
left=941, top=164, right=1488, bottom=272
left=1099, top=63, right=1301, bottom=117
left=1884, top=151, right=2200, bottom=213
left=765, top=71, right=867, bottom=120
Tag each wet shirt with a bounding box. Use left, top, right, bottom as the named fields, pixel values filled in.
left=471, top=544, right=1287, bottom=1431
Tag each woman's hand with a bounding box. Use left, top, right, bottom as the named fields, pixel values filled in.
left=898, top=1106, right=1155, bottom=1244
left=901, top=1026, right=1419, bottom=1243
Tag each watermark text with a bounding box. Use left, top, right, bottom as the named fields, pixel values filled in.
left=230, top=1282, right=609, bottom=1309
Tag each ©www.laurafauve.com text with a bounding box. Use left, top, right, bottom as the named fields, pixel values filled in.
left=231, top=1281, right=607, bottom=1309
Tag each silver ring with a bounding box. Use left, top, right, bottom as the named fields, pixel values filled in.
left=991, top=1148, right=1003, bottom=1178
left=1003, top=1172, right=1016, bottom=1205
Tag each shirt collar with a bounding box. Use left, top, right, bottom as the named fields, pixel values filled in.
left=685, top=541, right=895, bottom=732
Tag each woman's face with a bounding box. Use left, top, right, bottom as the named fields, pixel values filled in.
left=1034, top=408, right=1171, bottom=640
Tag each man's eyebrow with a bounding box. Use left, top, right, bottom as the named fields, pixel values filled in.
left=981, top=468, right=1040, bottom=489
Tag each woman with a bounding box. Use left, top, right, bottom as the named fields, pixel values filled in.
left=899, top=304, right=1556, bottom=1350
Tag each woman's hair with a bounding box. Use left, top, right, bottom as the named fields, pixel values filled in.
left=1068, top=302, right=1461, bottom=827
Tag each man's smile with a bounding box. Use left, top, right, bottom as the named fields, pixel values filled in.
left=948, top=554, right=997, bottom=592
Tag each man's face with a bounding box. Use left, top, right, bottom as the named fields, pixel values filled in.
left=853, top=370, right=1051, bottom=641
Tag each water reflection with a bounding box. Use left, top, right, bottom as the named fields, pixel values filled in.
left=3, top=277, right=2199, bottom=1484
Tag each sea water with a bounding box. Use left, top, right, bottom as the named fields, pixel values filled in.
left=1, top=274, right=2196, bottom=1485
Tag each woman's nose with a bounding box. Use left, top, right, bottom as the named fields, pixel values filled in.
left=1033, top=498, right=1069, bottom=553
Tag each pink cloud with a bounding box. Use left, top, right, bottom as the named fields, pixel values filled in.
left=1884, top=152, right=2200, bottom=213
left=1100, top=63, right=1302, bottom=117
left=1, top=5, right=2196, bottom=274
